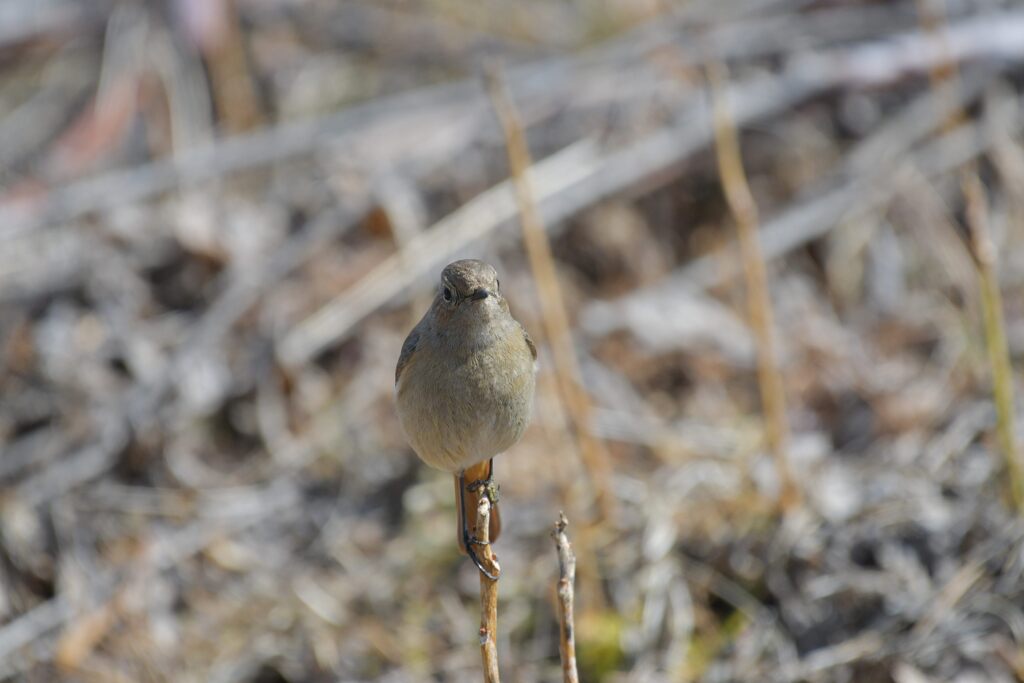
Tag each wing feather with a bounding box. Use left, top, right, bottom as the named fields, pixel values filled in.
left=395, top=328, right=419, bottom=385
left=521, top=324, right=537, bottom=361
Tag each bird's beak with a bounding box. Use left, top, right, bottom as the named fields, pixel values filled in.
left=468, top=288, right=490, bottom=301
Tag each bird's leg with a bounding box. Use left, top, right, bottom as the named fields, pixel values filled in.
left=467, top=458, right=500, bottom=506
left=461, top=469, right=498, bottom=581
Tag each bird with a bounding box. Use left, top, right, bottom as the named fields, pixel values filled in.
left=395, top=259, right=536, bottom=575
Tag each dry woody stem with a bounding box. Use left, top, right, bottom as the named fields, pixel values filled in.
left=708, top=64, right=800, bottom=510
left=475, top=495, right=501, bottom=683
left=551, top=513, right=580, bottom=683
left=484, top=65, right=618, bottom=524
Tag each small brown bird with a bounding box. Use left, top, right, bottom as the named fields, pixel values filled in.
left=395, top=259, right=536, bottom=574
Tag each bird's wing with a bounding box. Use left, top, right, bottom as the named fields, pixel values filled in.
left=521, top=323, right=537, bottom=361
left=395, top=327, right=420, bottom=385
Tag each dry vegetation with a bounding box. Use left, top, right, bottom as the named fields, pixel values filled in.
left=3, top=1, right=1024, bottom=682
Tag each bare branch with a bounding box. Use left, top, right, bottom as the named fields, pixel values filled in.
left=475, top=496, right=501, bottom=683
left=551, top=513, right=579, bottom=683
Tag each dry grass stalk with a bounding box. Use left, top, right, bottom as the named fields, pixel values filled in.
left=475, top=495, right=502, bottom=683
left=551, top=512, right=580, bottom=683
left=962, top=173, right=1024, bottom=510
left=913, top=0, right=1023, bottom=511
left=708, top=64, right=800, bottom=510
left=913, top=0, right=962, bottom=130
left=204, top=0, right=263, bottom=133
left=483, top=64, right=617, bottom=524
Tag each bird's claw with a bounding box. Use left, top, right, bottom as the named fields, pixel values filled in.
left=463, top=528, right=499, bottom=580
left=460, top=460, right=500, bottom=580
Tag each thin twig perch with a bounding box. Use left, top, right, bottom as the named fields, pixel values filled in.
left=552, top=512, right=580, bottom=683
left=475, top=495, right=501, bottom=683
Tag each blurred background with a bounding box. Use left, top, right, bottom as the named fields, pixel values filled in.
left=3, top=0, right=1024, bottom=681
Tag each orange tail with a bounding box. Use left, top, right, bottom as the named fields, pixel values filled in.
left=455, top=461, right=501, bottom=555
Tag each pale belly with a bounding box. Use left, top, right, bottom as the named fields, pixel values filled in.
left=396, top=338, right=535, bottom=473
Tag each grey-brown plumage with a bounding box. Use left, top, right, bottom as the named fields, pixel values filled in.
left=396, top=260, right=536, bottom=472
left=395, top=259, right=536, bottom=552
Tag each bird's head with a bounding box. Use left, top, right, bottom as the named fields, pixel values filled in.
left=433, top=259, right=508, bottom=328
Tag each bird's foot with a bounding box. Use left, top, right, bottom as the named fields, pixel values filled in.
left=466, top=477, right=500, bottom=504
left=463, top=527, right=499, bottom=580
left=459, top=468, right=500, bottom=580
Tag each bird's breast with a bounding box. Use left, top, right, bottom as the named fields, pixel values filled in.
left=396, top=323, right=535, bottom=472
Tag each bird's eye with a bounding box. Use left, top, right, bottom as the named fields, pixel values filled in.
left=443, top=286, right=453, bottom=302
